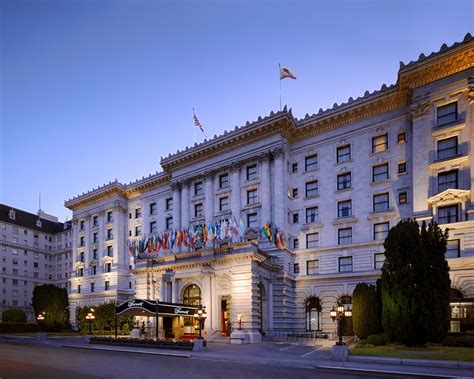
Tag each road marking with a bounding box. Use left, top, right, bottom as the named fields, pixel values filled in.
left=278, top=345, right=296, bottom=351
left=300, top=346, right=325, bottom=357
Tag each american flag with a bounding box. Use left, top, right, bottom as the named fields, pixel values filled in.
left=193, top=111, right=204, bottom=133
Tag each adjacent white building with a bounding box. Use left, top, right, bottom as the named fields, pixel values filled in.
left=60, top=33, right=474, bottom=340
left=0, top=205, right=72, bottom=321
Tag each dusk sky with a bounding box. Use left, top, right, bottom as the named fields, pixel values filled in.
left=1, top=0, right=473, bottom=221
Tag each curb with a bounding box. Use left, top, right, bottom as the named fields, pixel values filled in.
left=348, top=355, right=474, bottom=370
left=317, top=365, right=454, bottom=378
left=62, top=344, right=191, bottom=358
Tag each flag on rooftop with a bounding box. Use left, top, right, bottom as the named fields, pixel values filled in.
left=193, top=109, right=204, bottom=133
left=279, top=64, right=297, bottom=80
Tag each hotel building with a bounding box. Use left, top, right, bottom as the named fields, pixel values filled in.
left=63, top=34, right=474, bottom=341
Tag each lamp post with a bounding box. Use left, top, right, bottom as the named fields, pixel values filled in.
left=85, top=308, right=95, bottom=335
left=237, top=314, right=242, bottom=330
left=330, top=304, right=352, bottom=345
left=193, top=306, right=207, bottom=339
left=36, top=312, right=45, bottom=322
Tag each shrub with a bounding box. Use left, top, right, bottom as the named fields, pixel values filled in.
left=367, top=334, right=383, bottom=346
left=2, top=309, right=27, bottom=324
left=445, top=335, right=474, bottom=348
left=0, top=323, right=39, bottom=333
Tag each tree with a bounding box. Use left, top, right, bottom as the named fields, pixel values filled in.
left=352, top=283, right=380, bottom=339
left=381, top=219, right=450, bottom=345
left=76, top=302, right=133, bottom=334
left=32, top=284, right=69, bottom=331
left=2, top=308, right=27, bottom=324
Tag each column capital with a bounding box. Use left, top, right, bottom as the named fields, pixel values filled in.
left=258, top=151, right=272, bottom=163
left=170, top=181, right=182, bottom=191
left=272, top=145, right=286, bottom=159
left=468, top=76, right=474, bottom=104
left=203, top=170, right=215, bottom=181
left=229, top=161, right=241, bottom=173
left=182, top=178, right=192, bottom=187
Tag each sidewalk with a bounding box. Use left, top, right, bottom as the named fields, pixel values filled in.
left=1, top=334, right=473, bottom=378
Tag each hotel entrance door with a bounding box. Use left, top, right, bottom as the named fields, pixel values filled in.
left=221, top=297, right=231, bottom=336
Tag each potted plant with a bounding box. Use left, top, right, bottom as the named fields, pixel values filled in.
left=183, top=318, right=194, bottom=334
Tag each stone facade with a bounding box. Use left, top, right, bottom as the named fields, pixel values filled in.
left=64, top=34, right=474, bottom=339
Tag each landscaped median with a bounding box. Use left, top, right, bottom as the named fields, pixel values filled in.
left=89, top=336, right=198, bottom=350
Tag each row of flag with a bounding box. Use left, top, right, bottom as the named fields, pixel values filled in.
left=127, top=220, right=287, bottom=259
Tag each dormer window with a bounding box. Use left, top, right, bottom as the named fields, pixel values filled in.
left=8, top=209, right=15, bottom=220
left=36, top=219, right=42, bottom=227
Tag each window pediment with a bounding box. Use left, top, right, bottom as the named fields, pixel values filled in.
left=88, top=259, right=97, bottom=266
left=428, top=189, right=470, bottom=207
left=75, top=261, right=85, bottom=269
left=102, top=255, right=113, bottom=263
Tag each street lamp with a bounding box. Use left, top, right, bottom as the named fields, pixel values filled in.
left=37, top=312, right=45, bottom=321
left=85, top=309, right=95, bottom=335
left=330, top=304, right=352, bottom=345
left=237, top=314, right=242, bottom=330
left=193, top=306, right=207, bottom=339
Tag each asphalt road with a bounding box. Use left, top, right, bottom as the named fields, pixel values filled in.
left=0, top=342, right=426, bottom=379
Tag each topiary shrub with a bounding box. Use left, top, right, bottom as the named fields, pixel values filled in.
left=367, top=334, right=383, bottom=346
left=2, top=309, right=27, bottom=324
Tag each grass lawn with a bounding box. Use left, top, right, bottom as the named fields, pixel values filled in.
left=351, top=345, right=474, bottom=362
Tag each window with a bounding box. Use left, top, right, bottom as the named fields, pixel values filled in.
left=13, top=227, right=18, bottom=235
left=80, top=236, right=85, bottom=247
left=372, top=134, right=388, bottom=153
left=438, top=170, right=458, bottom=193
left=306, top=297, right=322, bottom=331
left=247, top=213, right=258, bottom=228
left=150, top=221, right=157, bottom=234
left=306, top=233, right=319, bottom=249
left=293, top=238, right=299, bottom=249
left=166, top=217, right=173, bottom=230
left=338, top=200, right=352, bottom=218
left=91, top=283, right=95, bottom=293
left=373, top=193, right=389, bottom=212
left=79, top=252, right=84, bottom=263
left=107, top=211, right=113, bottom=222
left=373, top=163, right=389, bottom=182
left=166, top=198, right=173, bottom=210
left=135, top=226, right=141, bottom=237
left=93, top=232, right=98, bottom=243
left=305, top=207, right=318, bottom=223
left=305, top=181, right=318, bottom=197
left=374, top=253, right=385, bottom=269
left=294, top=263, right=300, bottom=274
left=183, top=284, right=202, bottom=306
left=135, top=208, right=141, bottom=218
left=437, top=137, right=458, bottom=160
left=337, top=172, right=351, bottom=190
left=219, top=197, right=229, bottom=212
left=292, top=188, right=298, bottom=198
left=93, top=216, right=98, bottom=227
left=337, top=145, right=351, bottom=163
left=105, top=281, right=110, bottom=290
left=246, top=165, right=258, bottom=181
left=397, top=132, right=406, bottom=144
left=77, top=284, right=81, bottom=294
left=339, top=256, right=353, bottom=272
left=150, top=202, right=157, bottom=215
left=194, top=203, right=203, bottom=218
left=91, top=265, right=96, bottom=275
left=93, top=249, right=98, bottom=260
left=78, top=268, right=83, bottom=277
left=338, top=228, right=352, bottom=245
left=194, top=181, right=204, bottom=196
left=438, top=205, right=459, bottom=224
left=247, top=189, right=258, bottom=205
left=446, top=240, right=460, bottom=258
left=80, top=221, right=85, bottom=231
left=305, top=154, right=318, bottom=171
left=219, top=173, right=229, bottom=189
left=107, top=228, right=113, bottom=240
left=374, top=222, right=389, bottom=241
left=106, top=263, right=112, bottom=272
left=307, top=260, right=319, bottom=275
left=292, top=163, right=298, bottom=173
left=437, top=102, right=457, bottom=125
left=107, top=246, right=113, bottom=257
left=399, top=192, right=407, bottom=204
left=12, top=249, right=17, bottom=255
left=292, top=212, right=299, bottom=224
left=12, top=258, right=18, bottom=265
left=398, top=162, right=407, bottom=174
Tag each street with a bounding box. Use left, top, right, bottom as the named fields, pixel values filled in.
left=0, top=342, right=410, bottom=379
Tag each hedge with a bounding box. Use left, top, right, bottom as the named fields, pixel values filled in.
left=2, top=309, right=27, bottom=324
left=0, top=323, right=40, bottom=333
left=89, top=336, right=196, bottom=350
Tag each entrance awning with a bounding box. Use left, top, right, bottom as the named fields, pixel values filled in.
left=115, top=298, right=200, bottom=317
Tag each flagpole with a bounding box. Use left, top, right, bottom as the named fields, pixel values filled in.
left=279, top=63, right=282, bottom=111
left=193, top=108, right=196, bottom=146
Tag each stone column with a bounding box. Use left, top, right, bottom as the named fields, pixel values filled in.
left=171, top=181, right=181, bottom=229
left=204, top=171, right=214, bottom=223
left=181, top=180, right=190, bottom=228
left=273, top=147, right=286, bottom=229
left=230, top=162, right=241, bottom=219
left=260, top=152, right=271, bottom=223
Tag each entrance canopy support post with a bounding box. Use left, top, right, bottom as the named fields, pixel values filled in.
left=155, top=313, right=158, bottom=339
left=114, top=315, right=117, bottom=339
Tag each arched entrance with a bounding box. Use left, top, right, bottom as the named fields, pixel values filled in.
left=305, top=297, right=322, bottom=331
left=257, top=283, right=267, bottom=334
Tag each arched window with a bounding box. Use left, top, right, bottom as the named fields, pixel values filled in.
left=183, top=284, right=202, bottom=306
left=306, top=297, right=322, bottom=331
left=450, top=288, right=463, bottom=300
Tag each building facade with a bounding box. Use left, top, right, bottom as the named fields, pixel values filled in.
left=0, top=205, right=72, bottom=321
left=64, top=34, right=474, bottom=340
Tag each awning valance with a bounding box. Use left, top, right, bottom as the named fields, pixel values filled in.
left=115, top=298, right=200, bottom=317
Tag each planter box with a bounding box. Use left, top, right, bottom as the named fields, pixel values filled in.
left=183, top=326, right=195, bottom=334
